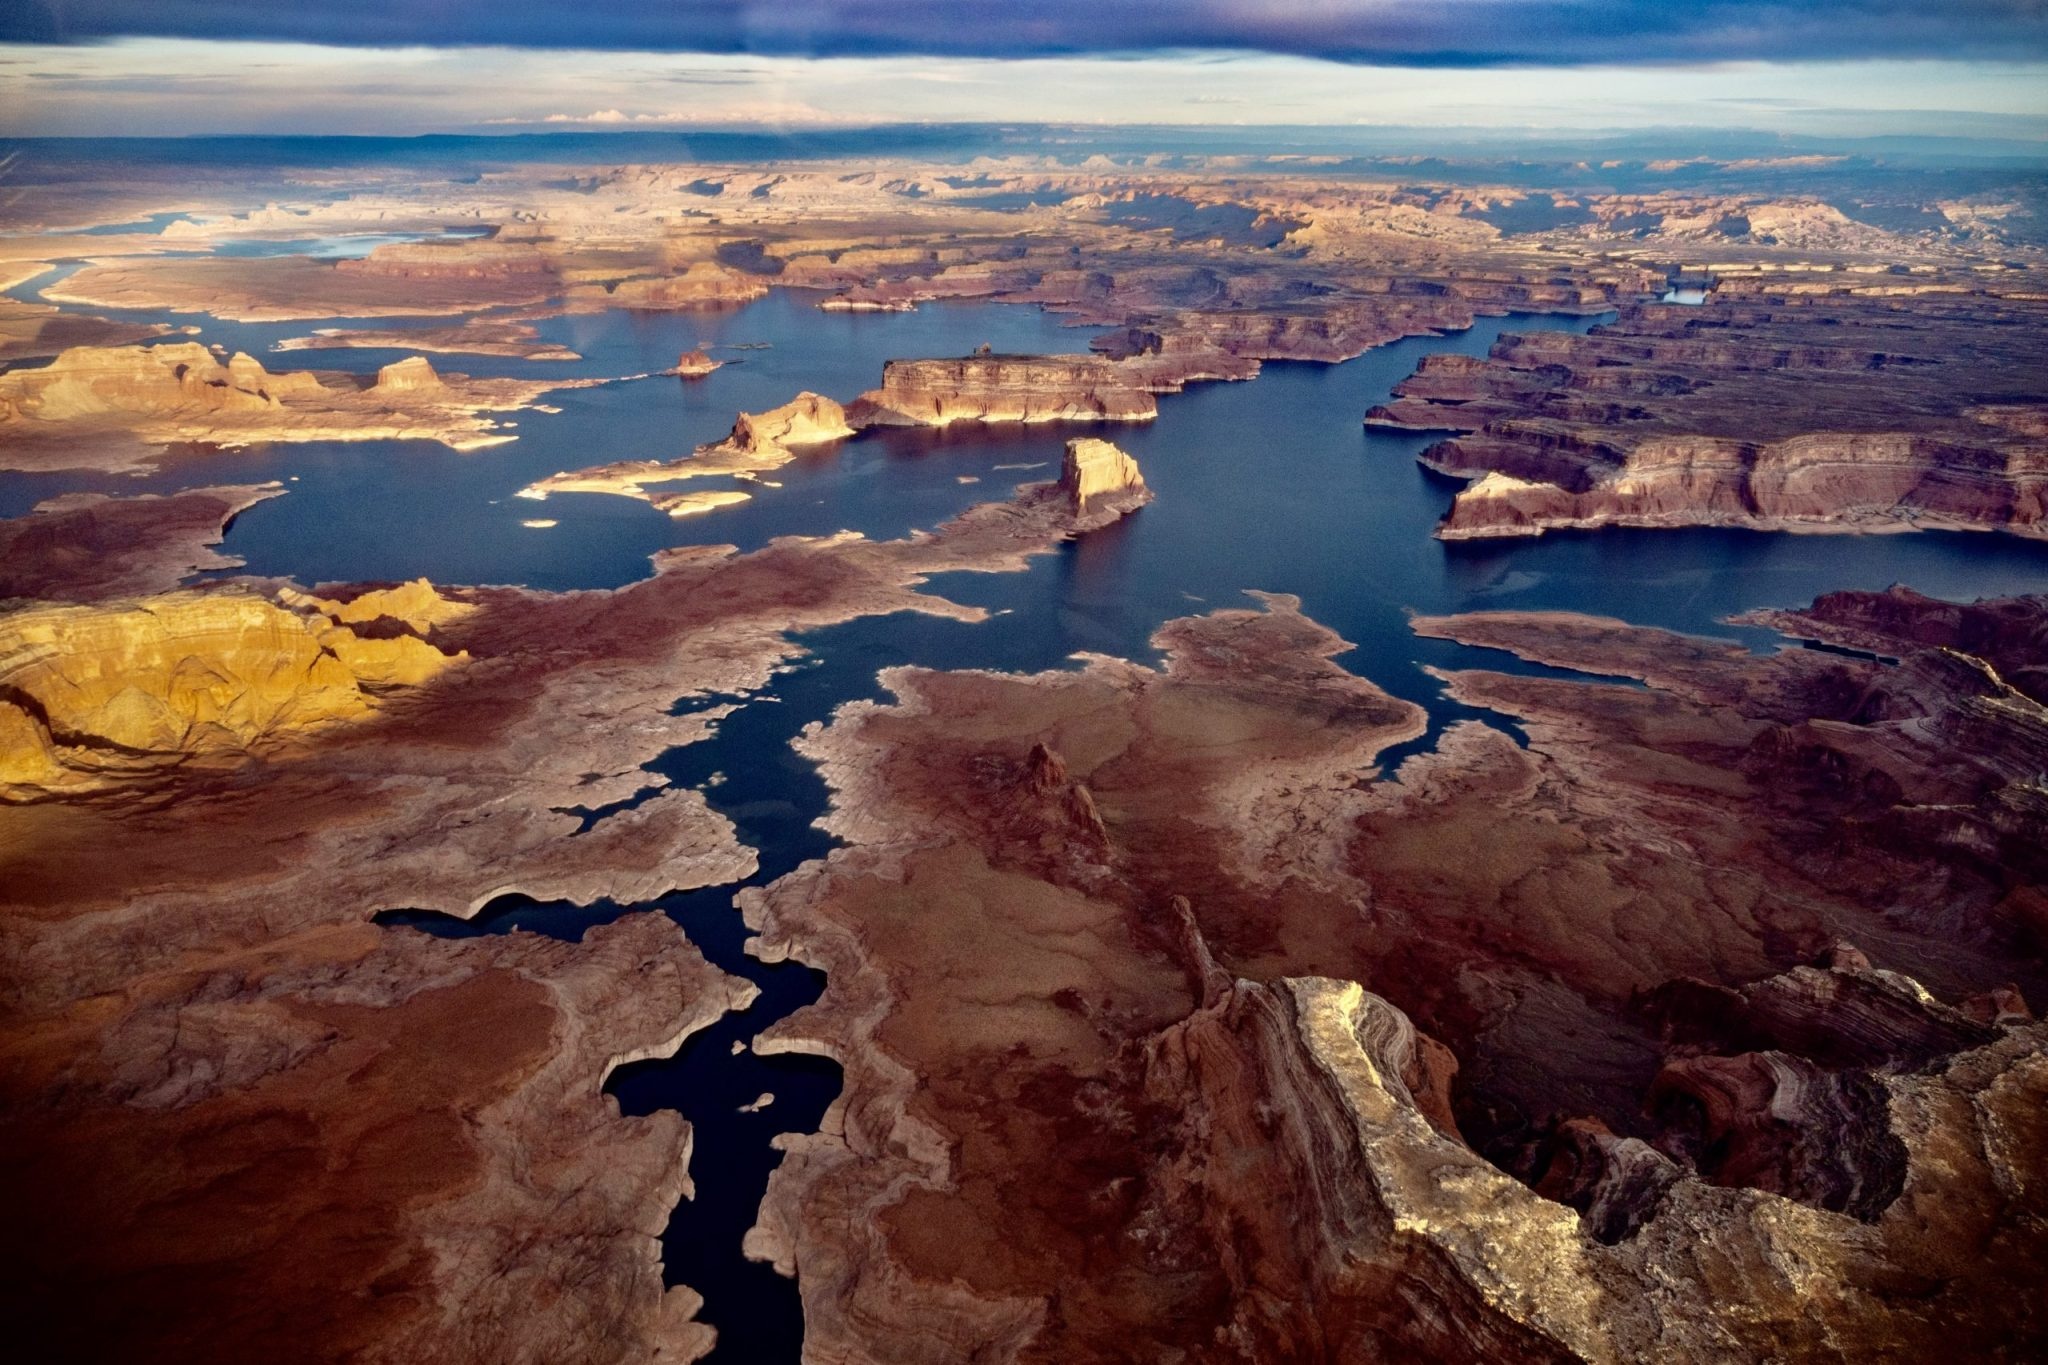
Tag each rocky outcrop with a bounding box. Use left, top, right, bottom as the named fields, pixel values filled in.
left=0, top=343, right=593, bottom=474
left=1368, top=294, right=2048, bottom=539
left=721, top=390, right=854, bottom=456
left=598, top=262, right=770, bottom=311
left=1058, top=437, right=1149, bottom=518
left=373, top=354, right=446, bottom=393
left=0, top=589, right=465, bottom=799
left=0, top=484, right=284, bottom=602
left=673, top=347, right=722, bottom=377
left=739, top=588, right=2047, bottom=1360
left=518, top=391, right=850, bottom=516
left=846, top=354, right=1158, bottom=427
left=1738, top=584, right=2048, bottom=704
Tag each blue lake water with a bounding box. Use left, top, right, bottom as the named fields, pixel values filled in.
left=10, top=278, right=2048, bottom=1362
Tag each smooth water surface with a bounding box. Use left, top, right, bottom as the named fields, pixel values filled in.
left=11, top=279, right=2048, bottom=1362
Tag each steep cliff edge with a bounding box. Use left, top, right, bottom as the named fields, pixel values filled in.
left=1367, top=294, right=2048, bottom=539
left=1059, top=437, right=1150, bottom=520
left=0, top=587, right=467, bottom=799
left=846, top=354, right=1158, bottom=427
left=740, top=588, right=2048, bottom=1360
left=0, top=343, right=590, bottom=474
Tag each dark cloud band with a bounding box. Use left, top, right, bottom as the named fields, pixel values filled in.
left=4, top=0, right=2045, bottom=65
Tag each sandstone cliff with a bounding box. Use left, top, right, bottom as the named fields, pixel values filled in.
left=0, top=343, right=589, bottom=474
left=1368, top=293, right=2048, bottom=539
left=0, top=588, right=466, bottom=799
left=1059, top=437, right=1149, bottom=518
left=846, top=354, right=1158, bottom=427
left=739, top=589, right=2048, bottom=1361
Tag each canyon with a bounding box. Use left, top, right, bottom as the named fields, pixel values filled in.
left=1367, top=291, right=2048, bottom=539
left=745, top=588, right=2046, bottom=1361
left=0, top=140, right=2043, bottom=1365
left=0, top=445, right=1154, bottom=1361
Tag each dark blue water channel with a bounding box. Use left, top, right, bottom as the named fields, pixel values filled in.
left=10, top=278, right=2048, bottom=1360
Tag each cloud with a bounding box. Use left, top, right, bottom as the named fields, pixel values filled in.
left=3, top=1, right=2044, bottom=66
left=484, top=101, right=859, bottom=128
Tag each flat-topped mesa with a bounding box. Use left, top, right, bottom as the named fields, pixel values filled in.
left=845, top=353, right=1158, bottom=428
left=1372, top=293, right=2048, bottom=540
left=1060, top=437, right=1149, bottom=517
left=599, top=261, right=770, bottom=311
left=373, top=355, right=445, bottom=393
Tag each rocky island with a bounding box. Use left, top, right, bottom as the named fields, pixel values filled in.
left=0, top=343, right=603, bottom=474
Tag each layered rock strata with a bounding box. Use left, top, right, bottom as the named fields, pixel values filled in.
left=0, top=483, right=283, bottom=602
left=741, top=588, right=2048, bottom=1360
left=519, top=392, right=851, bottom=516
left=1059, top=437, right=1149, bottom=518
left=846, top=355, right=1159, bottom=427
left=0, top=471, right=1150, bottom=1362
left=0, top=344, right=590, bottom=474
left=1366, top=293, right=2048, bottom=538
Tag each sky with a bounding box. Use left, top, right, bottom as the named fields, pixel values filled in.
left=2, top=1, right=2045, bottom=140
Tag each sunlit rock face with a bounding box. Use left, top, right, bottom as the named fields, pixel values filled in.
left=724, top=391, right=855, bottom=455
left=0, top=588, right=465, bottom=798
left=0, top=343, right=323, bottom=422
left=372, top=355, right=446, bottom=393
left=1367, top=294, right=2048, bottom=540
left=847, top=354, right=1159, bottom=427
left=1059, top=437, right=1148, bottom=516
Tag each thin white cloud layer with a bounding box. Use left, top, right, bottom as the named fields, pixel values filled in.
left=2, top=40, right=2043, bottom=140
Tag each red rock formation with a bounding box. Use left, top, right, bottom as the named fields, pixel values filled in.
left=1369, top=293, right=2048, bottom=539
left=846, top=354, right=1158, bottom=427
left=737, top=589, right=2047, bottom=1359
left=0, top=475, right=1152, bottom=1362
left=1058, top=437, right=1149, bottom=517
left=0, top=484, right=283, bottom=602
